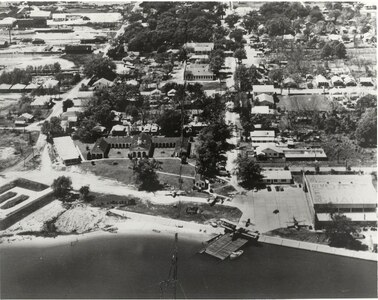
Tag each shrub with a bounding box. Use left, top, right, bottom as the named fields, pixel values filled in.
left=0, top=194, right=29, bottom=209
left=0, top=191, right=17, bottom=204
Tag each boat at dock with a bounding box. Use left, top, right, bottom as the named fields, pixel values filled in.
left=230, top=250, right=244, bottom=260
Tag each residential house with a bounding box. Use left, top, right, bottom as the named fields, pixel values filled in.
left=110, top=124, right=128, bottom=136
left=360, top=77, right=374, bottom=87
left=29, top=10, right=52, bottom=19
left=10, top=83, right=26, bottom=93
left=92, top=78, right=114, bottom=90
left=250, top=130, right=276, bottom=144
left=30, top=95, right=52, bottom=108
left=315, top=75, right=330, bottom=88
left=253, top=85, right=275, bottom=95
left=251, top=105, right=273, bottom=114
left=0, top=84, right=12, bottom=93
left=255, top=93, right=274, bottom=107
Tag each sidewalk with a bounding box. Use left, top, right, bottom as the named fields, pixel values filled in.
left=259, top=234, right=378, bottom=261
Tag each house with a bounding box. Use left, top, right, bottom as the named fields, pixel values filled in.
left=143, top=123, right=160, bottom=134
left=255, top=93, right=274, bottom=107
left=304, top=174, right=377, bottom=226
left=30, top=95, right=52, bottom=108
left=92, top=78, right=114, bottom=90
left=253, top=85, right=275, bottom=95
left=18, top=113, right=34, bottom=123
left=331, top=76, right=344, bottom=87
left=184, top=64, right=214, bottom=81
left=315, top=75, right=330, bottom=88
left=251, top=105, right=272, bottom=115
left=261, top=170, right=293, bottom=184
left=65, top=45, right=92, bottom=54
left=360, top=77, right=374, bottom=87
left=10, top=83, right=26, bottom=93
left=188, top=54, right=209, bottom=64
left=24, top=83, right=40, bottom=93
left=0, top=84, right=12, bottom=93
left=343, top=76, right=357, bottom=86
left=53, top=136, right=81, bottom=165
left=255, top=144, right=284, bottom=158
left=0, top=17, right=17, bottom=28
left=250, top=131, right=276, bottom=144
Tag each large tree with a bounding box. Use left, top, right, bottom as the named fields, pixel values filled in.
left=325, top=213, right=367, bottom=250
left=133, top=158, right=161, bottom=191
left=157, top=110, right=187, bottom=137
left=265, top=15, right=293, bottom=36
left=83, top=57, right=116, bottom=80
left=355, top=108, right=377, bottom=147
left=225, top=13, right=240, bottom=28
left=233, top=48, right=247, bottom=64
left=41, top=117, right=64, bottom=140
left=209, top=49, right=225, bottom=76
left=235, top=155, right=264, bottom=189
left=52, top=176, right=72, bottom=199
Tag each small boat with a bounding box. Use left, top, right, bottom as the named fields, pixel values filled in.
left=152, top=229, right=161, bottom=233
left=230, top=250, right=244, bottom=260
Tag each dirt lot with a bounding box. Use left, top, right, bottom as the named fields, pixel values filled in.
left=0, top=130, right=40, bottom=172
left=278, top=95, right=333, bottom=112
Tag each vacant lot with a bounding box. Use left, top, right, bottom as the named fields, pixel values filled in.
left=278, top=95, right=332, bottom=112
left=0, top=130, right=40, bottom=172
left=79, top=159, right=197, bottom=192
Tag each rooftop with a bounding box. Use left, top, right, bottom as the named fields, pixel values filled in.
left=53, top=136, right=80, bottom=161
left=262, top=170, right=292, bottom=180
left=305, top=174, right=377, bottom=205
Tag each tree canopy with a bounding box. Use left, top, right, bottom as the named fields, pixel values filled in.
left=133, top=158, right=161, bottom=191
left=355, top=108, right=377, bottom=147
left=235, top=155, right=264, bottom=189
left=83, top=57, right=116, bottom=80
left=52, top=176, right=72, bottom=199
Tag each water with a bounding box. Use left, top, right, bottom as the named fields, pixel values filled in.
left=1, top=234, right=377, bottom=299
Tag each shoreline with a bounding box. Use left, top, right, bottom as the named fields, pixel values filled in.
left=0, top=218, right=216, bottom=249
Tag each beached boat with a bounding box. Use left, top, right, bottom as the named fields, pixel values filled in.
left=230, top=250, right=244, bottom=260
left=152, top=229, right=161, bottom=233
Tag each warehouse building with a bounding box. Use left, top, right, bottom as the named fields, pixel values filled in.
left=53, top=136, right=81, bottom=165
left=304, top=174, right=377, bottom=225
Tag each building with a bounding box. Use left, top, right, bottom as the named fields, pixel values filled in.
left=90, top=134, right=191, bottom=159
left=255, top=144, right=284, bottom=159
left=0, top=84, right=12, bottom=93
left=283, top=148, right=327, bottom=161
left=16, top=18, right=47, bottom=29
left=92, top=78, right=114, bottom=90
left=315, top=75, right=330, bottom=88
left=10, top=83, right=26, bottom=93
left=90, top=137, right=110, bottom=159
left=250, top=130, right=276, bottom=144
left=185, top=42, right=214, bottom=55
left=253, top=85, right=275, bottom=95
left=304, top=174, right=377, bottom=225
left=360, top=77, right=374, bottom=87
left=65, top=45, right=92, bottom=54
left=184, top=64, right=214, bottom=81
left=29, top=10, right=52, bottom=19
left=194, top=174, right=209, bottom=190
left=261, top=170, right=293, bottom=184
left=0, top=17, right=17, bottom=28
left=251, top=105, right=273, bottom=114
left=53, top=136, right=81, bottom=165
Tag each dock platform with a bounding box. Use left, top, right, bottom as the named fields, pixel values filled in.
left=203, top=233, right=248, bottom=260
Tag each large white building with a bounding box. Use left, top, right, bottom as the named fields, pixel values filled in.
left=53, top=136, right=81, bottom=165
left=304, top=174, right=377, bottom=224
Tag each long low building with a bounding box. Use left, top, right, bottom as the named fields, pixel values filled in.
left=304, top=174, right=377, bottom=225
left=53, top=136, right=81, bottom=165
left=261, top=170, right=293, bottom=184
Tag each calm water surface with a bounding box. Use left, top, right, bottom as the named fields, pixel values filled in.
left=1, top=234, right=377, bottom=299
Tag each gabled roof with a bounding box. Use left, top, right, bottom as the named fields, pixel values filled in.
left=93, top=78, right=113, bottom=87
left=91, top=138, right=110, bottom=154
left=256, top=93, right=274, bottom=104
left=10, top=83, right=26, bottom=90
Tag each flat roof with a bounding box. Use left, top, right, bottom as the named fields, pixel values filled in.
left=306, top=175, right=377, bottom=205
left=53, top=136, right=80, bottom=161
left=317, top=212, right=377, bottom=222
left=262, top=170, right=292, bottom=180
left=253, top=85, right=275, bottom=94
left=250, top=130, right=275, bottom=137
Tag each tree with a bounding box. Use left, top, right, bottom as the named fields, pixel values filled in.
left=230, top=28, right=244, bottom=43
left=325, top=213, right=367, bottom=250
left=157, top=110, right=187, bottom=137
left=265, top=15, right=293, bottom=36
left=79, top=185, right=90, bottom=201
left=242, top=11, right=261, bottom=33
left=53, top=62, right=61, bottom=73
left=52, top=176, right=72, bottom=199
left=355, top=108, right=377, bottom=147
left=62, top=99, right=74, bottom=112
left=356, top=94, right=376, bottom=114
left=133, top=158, right=161, bottom=191
left=196, top=122, right=231, bottom=177
left=225, top=13, right=239, bottom=28
left=334, top=42, right=346, bottom=59
left=321, top=42, right=333, bottom=59
left=41, top=116, right=63, bottom=140
left=235, top=155, right=264, bottom=189
left=233, top=48, right=247, bottom=65
left=83, top=57, right=116, bottom=80
left=209, top=49, right=225, bottom=76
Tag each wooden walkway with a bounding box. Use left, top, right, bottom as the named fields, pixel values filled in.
left=204, top=234, right=248, bottom=260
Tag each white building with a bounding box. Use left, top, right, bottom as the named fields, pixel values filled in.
left=261, top=170, right=293, bottom=184
left=53, top=136, right=81, bottom=165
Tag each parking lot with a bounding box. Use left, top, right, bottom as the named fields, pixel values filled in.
left=235, top=184, right=314, bottom=233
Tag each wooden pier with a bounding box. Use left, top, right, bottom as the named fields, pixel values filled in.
left=202, top=233, right=249, bottom=260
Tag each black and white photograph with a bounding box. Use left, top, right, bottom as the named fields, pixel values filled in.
left=0, top=0, right=377, bottom=299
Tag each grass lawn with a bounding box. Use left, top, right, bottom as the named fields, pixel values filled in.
left=157, top=159, right=195, bottom=177
left=213, top=184, right=237, bottom=197
left=266, top=228, right=329, bottom=245
left=74, top=140, right=94, bottom=158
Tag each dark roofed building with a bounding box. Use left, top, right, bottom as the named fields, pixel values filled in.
left=129, top=133, right=153, bottom=158
left=65, top=44, right=92, bottom=54
left=90, top=138, right=110, bottom=159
